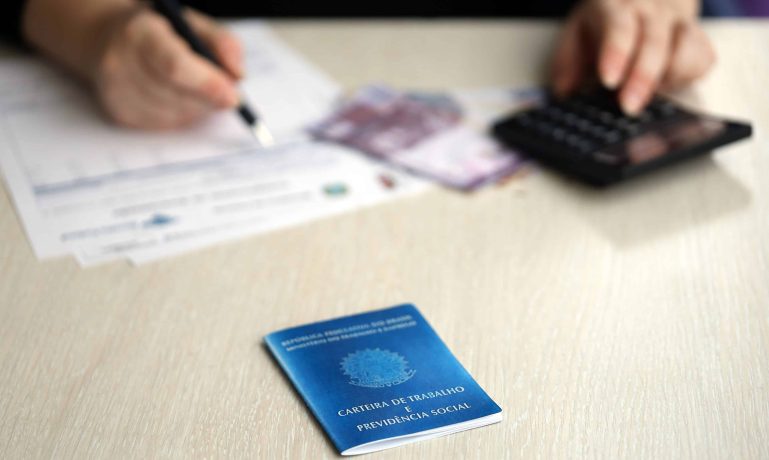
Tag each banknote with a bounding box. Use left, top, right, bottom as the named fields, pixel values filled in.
left=310, top=85, right=462, bottom=157
left=311, top=85, right=542, bottom=190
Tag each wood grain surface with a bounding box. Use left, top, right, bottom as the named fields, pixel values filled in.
left=1, top=20, right=768, bottom=459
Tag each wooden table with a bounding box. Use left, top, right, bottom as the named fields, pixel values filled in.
left=1, top=20, right=768, bottom=459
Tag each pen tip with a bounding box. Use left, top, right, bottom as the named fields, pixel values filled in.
left=251, top=123, right=275, bottom=147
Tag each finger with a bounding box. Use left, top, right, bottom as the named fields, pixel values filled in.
left=113, top=93, right=206, bottom=130
left=551, top=17, right=589, bottom=96
left=595, top=5, right=639, bottom=89
left=100, top=81, right=180, bottom=130
left=103, top=61, right=209, bottom=130
left=660, top=22, right=716, bottom=90
left=619, top=12, right=674, bottom=114
left=138, top=15, right=239, bottom=109
left=125, top=48, right=213, bottom=120
left=185, top=9, right=244, bottom=79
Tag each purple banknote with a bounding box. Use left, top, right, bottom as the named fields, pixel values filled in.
left=311, top=85, right=541, bottom=190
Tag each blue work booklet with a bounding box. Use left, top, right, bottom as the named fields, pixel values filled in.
left=264, top=304, right=502, bottom=455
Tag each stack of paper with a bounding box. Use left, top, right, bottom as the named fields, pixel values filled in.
left=0, top=24, right=427, bottom=266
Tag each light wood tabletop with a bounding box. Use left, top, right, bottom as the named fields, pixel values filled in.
left=1, top=20, right=768, bottom=459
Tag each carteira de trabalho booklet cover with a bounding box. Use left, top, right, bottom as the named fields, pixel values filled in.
left=264, top=303, right=502, bottom=455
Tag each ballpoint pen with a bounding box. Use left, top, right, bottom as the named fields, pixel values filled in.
left=151, top=0, right=274, bottom=146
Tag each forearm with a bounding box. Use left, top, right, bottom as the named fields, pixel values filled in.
left=21, top=0, right=136, bottom=80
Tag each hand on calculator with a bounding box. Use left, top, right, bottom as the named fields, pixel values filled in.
left=550, top=0, right=715, bottom=115
left=492, top=88, right=752, bottom=185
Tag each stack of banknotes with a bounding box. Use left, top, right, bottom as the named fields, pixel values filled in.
left=311, top=85, right=543, bottom=191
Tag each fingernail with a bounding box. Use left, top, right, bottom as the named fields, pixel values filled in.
left=602, top=66, right=622, bottom=89
left=622, top=90, right=644, bottom=115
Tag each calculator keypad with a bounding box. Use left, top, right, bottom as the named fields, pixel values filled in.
left=505, top=90, right=683, bottom=162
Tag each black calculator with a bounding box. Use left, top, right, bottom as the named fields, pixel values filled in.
left=491, top=87, right=752, bottom=186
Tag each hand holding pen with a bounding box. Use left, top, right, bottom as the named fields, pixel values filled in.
left=152, top=0, right=273, bottom=144
left=86, top=3, right=271, bottom=143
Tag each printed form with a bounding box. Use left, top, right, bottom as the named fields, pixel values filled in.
left=0, top=23, right=427, bottom=266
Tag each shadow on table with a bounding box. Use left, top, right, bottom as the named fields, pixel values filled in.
left=549, top=155, right=752, bottom=249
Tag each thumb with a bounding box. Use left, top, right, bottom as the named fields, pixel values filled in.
left=185, top=9, right=244, bottom=79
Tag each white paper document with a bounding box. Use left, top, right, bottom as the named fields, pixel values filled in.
left=0, top=23, right=427, bottom=266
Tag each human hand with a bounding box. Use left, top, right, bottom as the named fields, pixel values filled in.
left=92, top=6, right=243, bottom=129
left=550, top=0, right=716, bottom=114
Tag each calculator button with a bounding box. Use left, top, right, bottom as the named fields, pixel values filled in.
left=575, top=119, right=593, bottom=132
left=588, top=125, right=608, bottom=138
left=543, top=107, right=565, bottom=120
left=514, top=113, right=534, bottom=127
left=576, top=140, right=596, bottom=154
left=583, top=106, right=602, bottom=119
left=601, top=130, right=623, bottom=144
left=637, top=110, right=654, bottom=123
left=551, top=127, right=567, bottom=141
left=598, top=111, right=616, bottom=124
left=535, top=122, right=556, bottom=137
left=646, top=100, right=678, bottom=119
left=616, top=119, right=642, bottom=136
left=564, top=134, right=582, bottom=145
left=562, top=113, right=580, bottom=127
